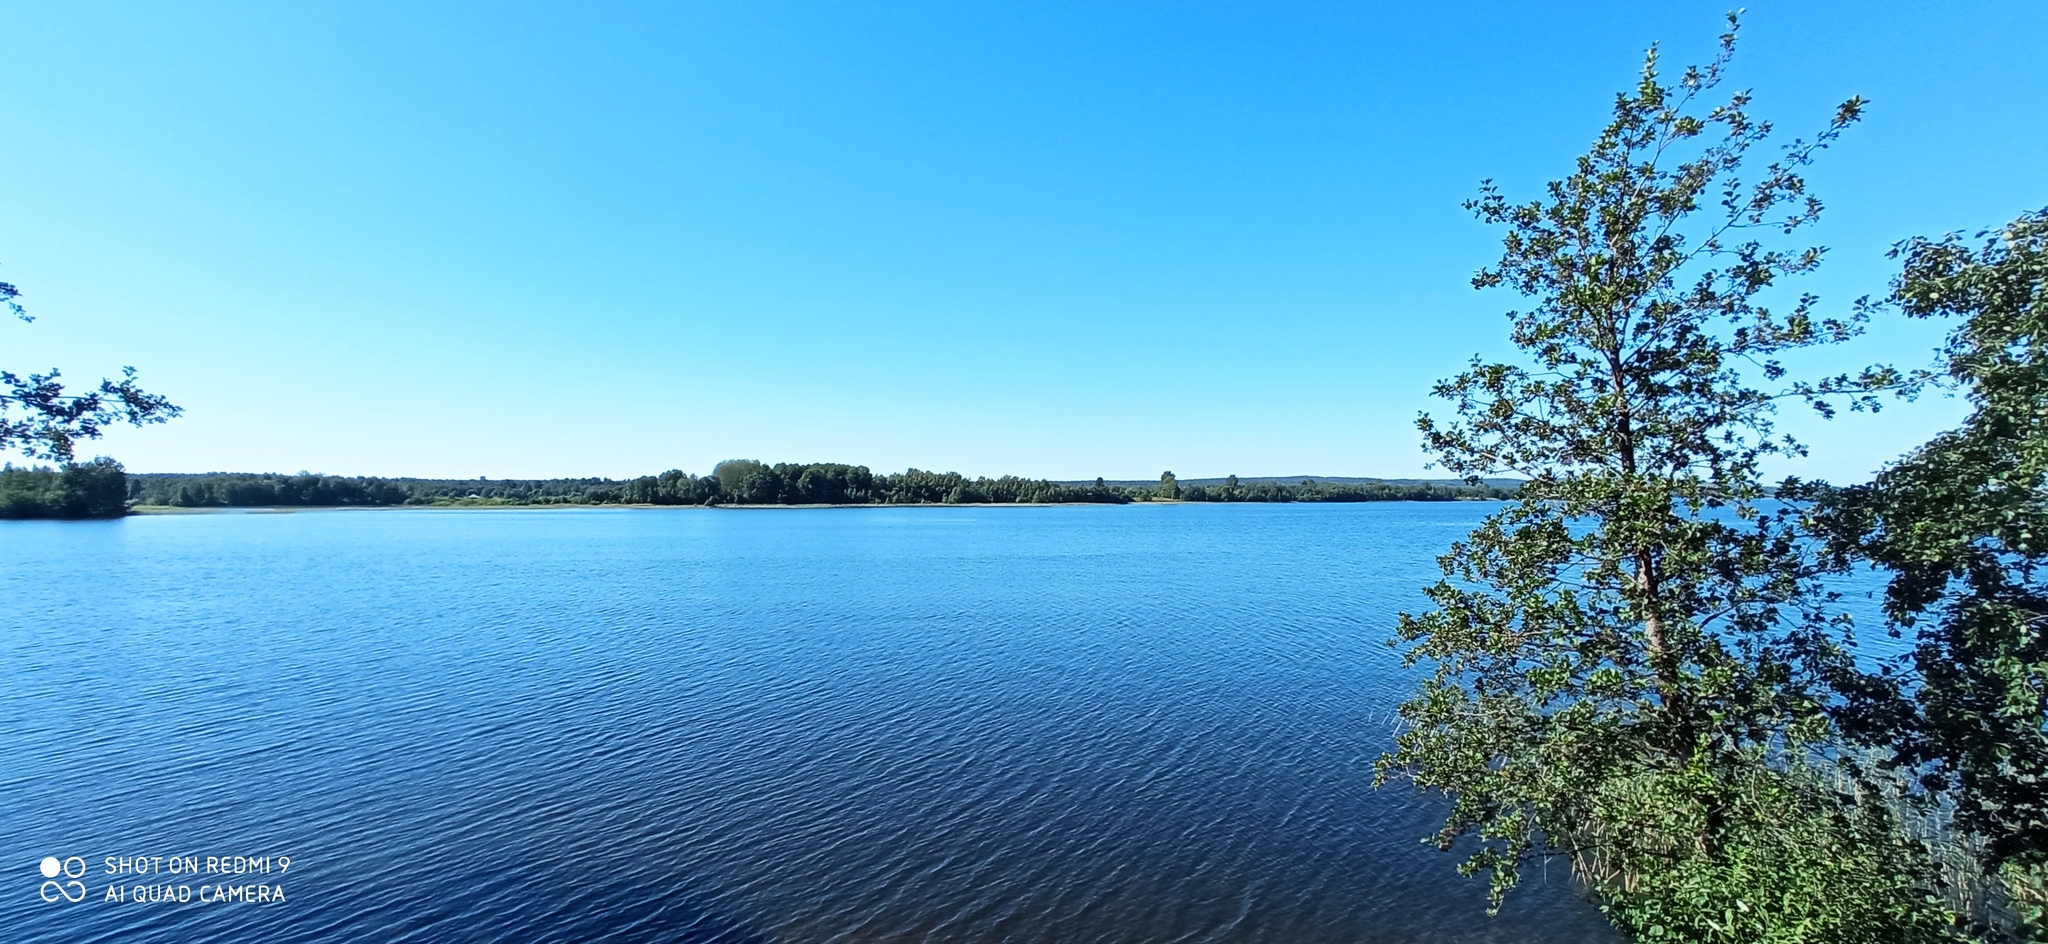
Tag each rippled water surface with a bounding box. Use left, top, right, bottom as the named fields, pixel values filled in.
left=3, top=504, right=1619, bottom=942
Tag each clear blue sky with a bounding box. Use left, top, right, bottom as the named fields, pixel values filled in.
left=3, top=1, right=2041, bottom=481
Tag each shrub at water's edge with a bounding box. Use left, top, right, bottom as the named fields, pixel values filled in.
left=0, top=458, right=128, bottom=518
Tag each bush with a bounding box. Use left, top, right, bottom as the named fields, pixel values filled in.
left=1579, top=758, right=1959, bottom=944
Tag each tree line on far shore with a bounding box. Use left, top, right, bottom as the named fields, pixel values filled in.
left=0, top=458, right=127, bottom=518
left=0, top=460, right=1513, bottom=517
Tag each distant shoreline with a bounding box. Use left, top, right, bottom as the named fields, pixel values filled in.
left=125, top=501, right=1117, bottom=514
left=122, top=498, right=1506, bottom=515
left=100, top=464, right=1513, bottom=515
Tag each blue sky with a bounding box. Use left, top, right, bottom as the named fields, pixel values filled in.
left=2, top=1, right=2041, bottom=481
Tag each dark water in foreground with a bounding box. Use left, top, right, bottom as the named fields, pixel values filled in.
left=2, top=503, right=1618, bottom=943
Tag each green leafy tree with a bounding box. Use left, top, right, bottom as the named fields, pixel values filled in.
left=1374, top=18, right=1950, bottom=941
left=712, top=459, right=767, bottom=495
left=2, top=274, right=179, bottom=461
left=0, top=457, right=127, bottom=518
left=1818, top=209, right=2048, bottom=877
left=1157, top=470, right=1180, bottom=500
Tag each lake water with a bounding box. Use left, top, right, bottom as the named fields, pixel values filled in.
left=2, top=503, right=1619, bottom=943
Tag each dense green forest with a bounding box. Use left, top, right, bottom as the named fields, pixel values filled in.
left=0, top=460, right=1513, bottom=517
left=108, top=461, right=1510, bottom=511
left=0, top=458, right=128, bottom=518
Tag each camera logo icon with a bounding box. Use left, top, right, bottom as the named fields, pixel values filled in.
left=40, top=856, right=86, bottom=903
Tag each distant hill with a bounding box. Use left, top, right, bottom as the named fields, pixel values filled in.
left=1061, top=475, right=1525, bottom=490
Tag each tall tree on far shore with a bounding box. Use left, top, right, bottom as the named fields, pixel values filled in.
left=1, top=274, right=179, bottom=461
left=1376, top=16, right=1951, bottom=941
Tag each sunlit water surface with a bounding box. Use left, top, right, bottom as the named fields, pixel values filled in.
left=3, top=503, right=1622, bottom=943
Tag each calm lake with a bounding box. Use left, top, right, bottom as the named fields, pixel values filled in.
left=2, top=503, right=1619, bottom=943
